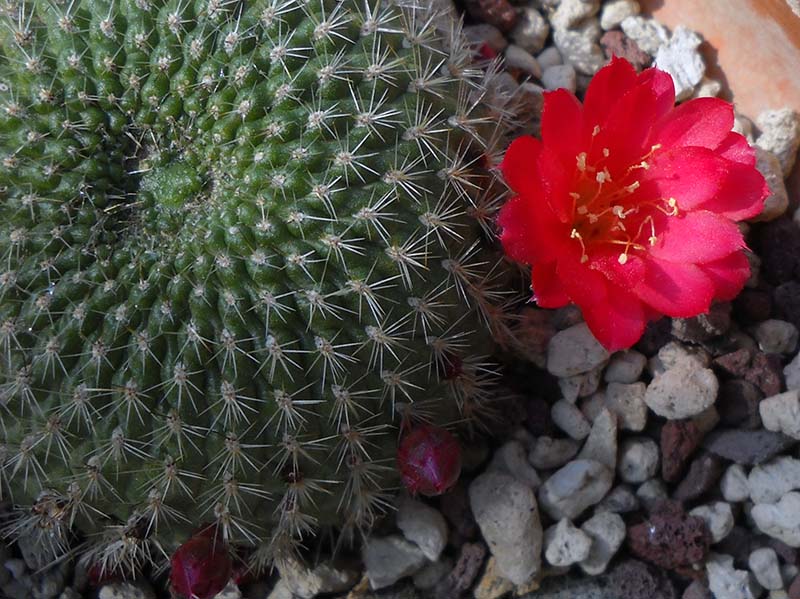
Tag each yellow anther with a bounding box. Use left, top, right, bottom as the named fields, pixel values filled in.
left=649, top=235, right=658, bottom=246
left=618, top=253, right=628, bottom=265
left=603, top=148, right=610, bottom=157
left=612, top=205, right=625, bottom=218
left=577, top=205, right=588, bottom=215
left=625, top=181, right=640, bottom=193
left=592, top=125, right=601, bottom=136
left=569, top=192, right=581, bottom=200
left=576, top=152, right=587, bottom=172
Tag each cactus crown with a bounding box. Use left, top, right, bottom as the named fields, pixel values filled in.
left=0, top=0, right=516, bottom=573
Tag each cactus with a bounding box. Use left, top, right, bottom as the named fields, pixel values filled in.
left=0, top=0, right=517, bottom=574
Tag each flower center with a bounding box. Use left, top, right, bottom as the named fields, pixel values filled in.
left=568, top=140, right=676, bottom=265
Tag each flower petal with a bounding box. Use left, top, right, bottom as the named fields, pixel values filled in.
left=699, top=251, right=751, bottom=301
left=531, top=261, right=570, bottom=308
left=501, top=135, right=543, bottom=197
left=715, top=131, right=756, bottom=165
left=581, top=286, right=648, bottom=352
left=636, top=67, right=676, bottom=117
left=497, top=194, right=569, bottom=264
left=634, top=258, right=715, bottom=317
left=541, top=89, right=585, bottom=164
left=650, top=97, right=734, bottom=150
left=583, top=57, right=639, bottom=134
left=649, top=210, right=745, bottom=264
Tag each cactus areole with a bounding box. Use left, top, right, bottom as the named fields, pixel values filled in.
left=0, top=0, right=516, bottom=573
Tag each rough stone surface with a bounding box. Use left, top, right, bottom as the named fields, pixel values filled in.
left=756, top=108, right=800, bottom=176
left=672, top=303, right=732, bottom=344
left=362, top=536, right=428, bottom=590
left=547, top=322, right=611, bottom=377
left=720, top=464, right=751, bottom=503
left=599, top=30, right=651, bottom=71
left=753, top=148, right=790, bottom=222
left=544, top=519, right=593, bottom=567
left=542, top=64, right=577, bottom=92
left=97, top=582, right=156, bottom=599
left=538, top=459, right=614, bottom=520
left=277, top=559, right=360, bottom=599
left=600, top=0, right=640, bottom=30
left=786, top=352, right=800, bottom=390
left=703, top=429, right=796, bottom=465
left=463, top=23, right=509, bottom=53
left=636, top=478, right=669, bottom=512
left=620, top=15, right=670, bottom=55
left=597, top=484, right=639, bottom=514
left=689, top=502, right=734, bottom=543
left=472, top=557, right=514, bottom=599
left=443, top=542, right=486, bottom=596
left=469, top=472, right=543, bottom=585
left=756, top=320, right=799, bottom=354
left=707, top=553, right=760, bottom=599
left=627, top=501, right=711, bottom=572
left=551, top=0, right=600, bottom=30
left=553, top=19, right=607, bottom=75
left=504, top=44, right=543, bottom=78
left=607, top=559, right=678, bottom=599
left=749, top=456, right=800, bottom=504
left=762, top=391, right=800, bottom=440
left=580, top=512, right=626, bottom=575
left=552, top=399, right=592, bottom=440
left=618, top=437, right=660, bottom=484
left=605, top=382, right=648, bottom=432
left=654, top=26, right=705, bottom=100
left=661, top=419, right=703, bottom=482
left=645, top=361, right=718, bottom=420
left=537, top=46, right=563, bottom=70
left=681, top=580, right=712, bottom=599
left=529, top=436, right=581, bottom=470
left=651, top=340, right=711, bottom=375
left=396, top=496, right=449, bottom=562
left=488, top=440, right=541, bottom=489
left=749, top=548, right=783, bottom=591
left=605, top=351, right=647, bottom=384
left=412, top=558, right=452, bottom=591
left=577, top=408, right=618, bottom=470
left=510, top=7, right=550, bottom=54
left=752, top=492, right=800, bottom=547
left=673, top=452, right=723, bottom=503
left=748, top=352, right=786, bottom=397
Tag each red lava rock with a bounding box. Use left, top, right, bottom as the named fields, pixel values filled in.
left=775, top=281, right=800, bottom=331
left=712, top=348, right=753, bottom=378
left=661, top=420, right=704, bottom=482
left=717, top=379, right=763, bottom=429
left=397, top=424, right=462, bottom=497
left=682, top=580, right=712, bottom=599
left=600, top=31, right=652, bottom=71
left=465, top=0, right=518, bottom=33
left=673, top=452, right=723, bottom=503
left=627, top=501, right=711, bottom=574
left=745, top=352, right=784, bottom=397
left=440, top=542, right=487, bottom=596
left=733, top=288, right=773, bottom=324
left=607, top=559, right=678, bottom=599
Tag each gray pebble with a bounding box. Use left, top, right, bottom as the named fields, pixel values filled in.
left=756, top=108, right=800, bottom=176
left=505, top=45, right=543, bottom=79
left=600, top=0, right=640, bottom=30
left=542, top=64, right=577, bottom=92
left=511, top=7, right=550, bottom=54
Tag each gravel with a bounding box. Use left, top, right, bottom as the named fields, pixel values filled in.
left=749, top=547, right=783, bottom=590
left=645, top=360, right=719, bottom=419
left=396, top=496, right=449, bottom=562
left=542, top=64, right=578, bottom=92
left=599, top=0, right=640, bottom=30
left=547, top=322, right=611, bottom=378
left=538, top=459, right=614, bottom=520
left=362, top=536, right=428, bottom=589
left=756, top=108, right=800, bottom=176
left=579, top=512, right=626, bottom=575
left=752, top=492, right=800, bottom=547
left=544, top=519, right=593, bottom=566
left=760, top=390, right=800, bottom=440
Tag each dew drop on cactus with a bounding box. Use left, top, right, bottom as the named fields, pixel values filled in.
left=170, top=526, right=233, bottom=599
left=397, top=424, right=462, bottom=496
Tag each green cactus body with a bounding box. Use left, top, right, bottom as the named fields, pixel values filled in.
left=0, top=0, right=515, bottom=572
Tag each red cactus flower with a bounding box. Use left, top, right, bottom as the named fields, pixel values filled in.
left=170, top=525, right=233, bottom=599
left=498, top=56, right=769, bottom=351
left=397, top=424, right=462, bottom=496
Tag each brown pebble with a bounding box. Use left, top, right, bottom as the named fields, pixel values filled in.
left=599, top=30, right=651, bottom=71
left=607, top=558, right=678, bottom=599
left=745, top=352, right=784, bottom=396
left=789, top=573, right=800, bottom=599
left=661, top=420, right=704, bottom=482
left=465, top=0, right=518, bottom=33
left=440, top=542, right=487, bottom=597
left=712, top=348, right=753, bottom=378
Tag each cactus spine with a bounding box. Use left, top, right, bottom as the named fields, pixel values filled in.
left=0, top=0, right=517, bottom=574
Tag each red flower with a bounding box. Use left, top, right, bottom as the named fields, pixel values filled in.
left=170, top=525, right=233, bottom=599
left=498, top=57, right=769, bottom=351
left=397, top=424, right=461, bottom=496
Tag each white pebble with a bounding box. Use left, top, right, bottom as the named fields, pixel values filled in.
left=551, top=0, right=600, bottom=31
left=396, top=496, right=448, bottom=561
left=547, top=322, right=611, bottom=378
left=579, top=512, right=626, bottom=575
left=749, top=548, right=783, bottom=591
left=551, top=399, right=591, bottom=440
left=760, top=390, right=800, bottom=440
left=542, top=64, right=577, bottom=92
left=689, top=502, right=734, bottom=543
left=785, top=352, right=800, bottom=391
left=504, top=45, right=542, bottom=79
left=604, top=382, right=647, bottom=431
left=604, top=350, right=646, bottom=384
left=600, top=0, right=640, bottom=30
left=620, top=15, right=669, bottom=55
left=488, top=440, right=541, bottom=489
left=756, top=108, right=800, bottom=176
left=752, top=492, right=800, bottom=547
left=537, top=46, right=563, bottom=70
left=553, top=19, right=606, bottom=75
left=544, top=519, right=592, bottom=566
left=721, top=464, right=750, bottom=503
left=529, top=436, right=580, bottom=470
left=645, top=360, right=718, bottom=420
left=707, top=553, right=761, bottom=599
left=538, top=459, right=614, bottom=520
left=748, top=456, right=800, bottom=504
left=618, top=437, right=659, bottom=484
left=577, top=408, right=617, bottom=470
left=754, top=319, right=799, bottom=354
left=654, top=26, right=705, bottom=101
left=511, top=7, right=550, bottom=54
